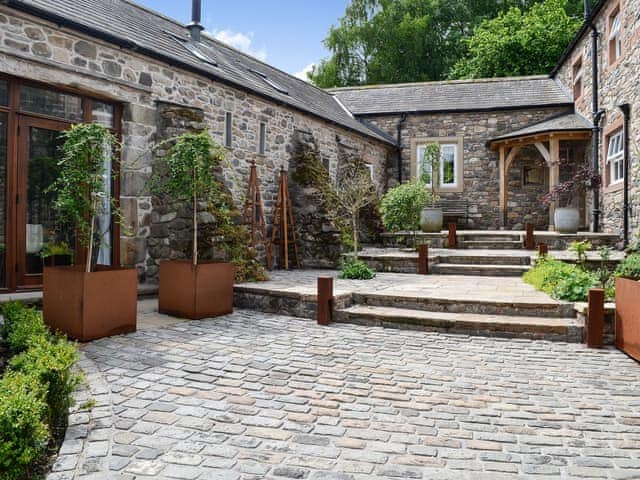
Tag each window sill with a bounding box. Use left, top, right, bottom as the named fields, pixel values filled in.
left=605, top=181, right=624, bottom=194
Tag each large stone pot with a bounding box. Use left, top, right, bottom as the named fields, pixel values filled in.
left=420, top=207, right=443, bottom=233
left=554, top=207, right=580, bottom=234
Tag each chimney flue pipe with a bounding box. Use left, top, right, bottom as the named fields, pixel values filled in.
left=188, top=0, right=204, bottom=42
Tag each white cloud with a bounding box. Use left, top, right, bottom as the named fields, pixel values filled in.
left=293, top=63, right=315, bottom=82
left=212, top=29, right=267, bottom=61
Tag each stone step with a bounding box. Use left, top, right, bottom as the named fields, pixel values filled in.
left=352, top=291, right=574, bottom=318
left=459, top=240, right=524, bottom=249
left=335, top=305, right=582, bottom=342
left=430, top=263, right=530, bottom=276
left=458, top=234, right=522, bottom=242
left=440, top=255, right=531, bottom=266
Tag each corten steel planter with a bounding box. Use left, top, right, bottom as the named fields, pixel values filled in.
left=43, top=265, right=138, bottom=342
left=158, top=260, right=234, bottom=320
left=615, top=277, right=640, bottom=362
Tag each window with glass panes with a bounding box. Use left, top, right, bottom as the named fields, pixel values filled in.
left=607, top=130, right=624, bottom=184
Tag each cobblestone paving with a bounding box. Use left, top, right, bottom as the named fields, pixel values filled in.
left=50, top=310, right=640, bottom=480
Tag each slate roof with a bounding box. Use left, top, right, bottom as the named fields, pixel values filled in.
left=330, top=76, right=573, bottom=116
left=5, top=0, right=395, bottom=145
left=488, top=113, right=593, bottom=146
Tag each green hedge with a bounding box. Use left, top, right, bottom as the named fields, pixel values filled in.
left=0, top=302, right=79, bottom=480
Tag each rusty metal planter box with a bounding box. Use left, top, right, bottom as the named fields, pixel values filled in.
left=158, top=261, right=234, bottom=320
left=43, top=266, right=138, bottom=342
left=615, top=277, right=640, bottom=362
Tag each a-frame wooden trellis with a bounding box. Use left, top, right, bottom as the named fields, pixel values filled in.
left=271, top=166, right=300, bottom=270
left=242, top=160, right=272, bottom=270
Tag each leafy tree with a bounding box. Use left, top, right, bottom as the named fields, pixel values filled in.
left=310, top=0, right=592, bottom=87
left=449, top=0, right=583, bottom=79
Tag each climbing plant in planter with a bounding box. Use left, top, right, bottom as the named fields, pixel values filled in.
left=155, top=131, right=236, bottom=320
left=43, top=123, right=137, bottom=341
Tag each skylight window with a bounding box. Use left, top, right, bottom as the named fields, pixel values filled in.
left=165, top=30, right=218, bottom=67
left=248, top=69, right=289, bottom=95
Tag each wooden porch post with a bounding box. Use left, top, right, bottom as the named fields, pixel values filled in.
left=549, top=137, right=560, bottom=230
left=499, top=145, right=506, bottom=228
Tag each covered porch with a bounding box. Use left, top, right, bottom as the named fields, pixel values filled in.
left=488, top=113, right=593, bottom=230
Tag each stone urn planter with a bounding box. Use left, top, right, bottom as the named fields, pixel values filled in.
left=420, top=207, right=443, bottom=233
left=43, top=266, right=138, bottom=342
left=159, top=261, right=234, bottom=320
left=554, top=207, right=580, bottom=234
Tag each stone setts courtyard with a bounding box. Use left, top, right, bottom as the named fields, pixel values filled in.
left=48, top=303, right=640, bottom=480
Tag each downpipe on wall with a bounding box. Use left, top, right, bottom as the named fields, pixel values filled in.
left=620, top=103, right=631, bottom=247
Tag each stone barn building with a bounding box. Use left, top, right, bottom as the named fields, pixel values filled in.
left=0, top=0, right=637, bottom=292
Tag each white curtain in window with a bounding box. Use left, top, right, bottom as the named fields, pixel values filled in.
left=97, top=142, right=112, bottom=265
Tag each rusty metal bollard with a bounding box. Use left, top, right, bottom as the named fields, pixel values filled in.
left=317, top=276, right=333, bottom=326
left=525, top=223, right=535, bottom=250
left=448, top=222, right=457, bottom=249
left=586, top=288, right=605, bottom=348
left=418, top=244, right=429, bottom=275
left=538, top=243, right=548, bottom=257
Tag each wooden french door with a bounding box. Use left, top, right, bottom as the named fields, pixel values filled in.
left=16, top=115, right=72, bottom=288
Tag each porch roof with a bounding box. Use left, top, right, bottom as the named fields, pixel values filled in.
left=488, top=113, right=592, bottom=150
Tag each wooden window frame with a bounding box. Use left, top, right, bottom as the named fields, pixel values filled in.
left=607, top=4, right=623, bottom=66
left=0, top=72, right=123, bottom=292
left=572, top=56, right=583, bottom=100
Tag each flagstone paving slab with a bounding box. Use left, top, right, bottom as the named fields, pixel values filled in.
left=50, top=309, right=640, bottom=479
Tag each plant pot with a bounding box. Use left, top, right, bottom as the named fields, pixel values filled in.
left=43, top=265, right=137, bottom=342
left=42, top=254, right=73, bottom=268
left=420, top=207, right=443, bottom=233
left=554, top=207, right=580, bottom=234
left=158, top=260, right=235, bottom=320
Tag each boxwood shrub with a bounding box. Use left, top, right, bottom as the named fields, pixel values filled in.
left=0, top=301, right=79, bottom=479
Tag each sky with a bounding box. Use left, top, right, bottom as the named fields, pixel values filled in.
left=134, top=0, right=348, bottom=80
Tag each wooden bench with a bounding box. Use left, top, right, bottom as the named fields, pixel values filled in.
left=434, top=198, right=469, bottom=226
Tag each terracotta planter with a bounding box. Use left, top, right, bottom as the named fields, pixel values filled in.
left=43, top=265, right=137, bottom=342
left=158, top=261, right=234, bottom=320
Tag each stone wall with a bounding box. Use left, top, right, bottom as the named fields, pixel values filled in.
left=555, top=0, right=640, bottom=241
left=363, top=107, right=572, bottom=229
left=0, top=6, right=392, bottom=279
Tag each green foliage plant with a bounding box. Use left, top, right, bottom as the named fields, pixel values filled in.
left=48, top=123, right=120, bottom=273
left=523, top=256, right=598, bottom=302
left=568, top=240, right=591, bottom=270
left=380, top=180, right=430, bottom=232
left=0, top=372, right=49, bottom=480
left=39, top=241, right=73, bottom=259
left=614, top=253, right=640, bottom=280
left=339, top=258, right=375, bottom=280
left=157, top=131, right=226, bottom=266
left=0, top=302, right=79, bottom=479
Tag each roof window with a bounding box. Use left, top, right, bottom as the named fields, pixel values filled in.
left=248, top=69, right=288, bottom=95
left=165, top=30, right=218, bottom=67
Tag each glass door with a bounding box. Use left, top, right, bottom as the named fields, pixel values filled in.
left=17, top=116, right=73, bottom=288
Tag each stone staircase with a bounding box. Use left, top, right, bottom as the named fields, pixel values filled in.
left=456, top=232, right=524, bottom=249
left=334, top=289, right=581, bottom=342
left=430, top=252, right=532, bottom=277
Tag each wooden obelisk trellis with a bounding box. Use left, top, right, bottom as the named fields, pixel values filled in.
left=242, top=160, right=272, bottom=270
left=271, top=166, right=300, bottom=270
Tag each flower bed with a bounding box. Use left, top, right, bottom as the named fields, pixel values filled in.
left=0, top=302, right=79, bottom=480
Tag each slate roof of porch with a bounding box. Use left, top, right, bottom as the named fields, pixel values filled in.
left=487, top=113, right=593, bottom=147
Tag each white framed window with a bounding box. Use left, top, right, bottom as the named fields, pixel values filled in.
left=607, top=130, right=624, bottom=184
left=364, top=163, right=374, bottom=180
left=417, top=143, right=458, bottom=188
left=609, top=9, right=622, bottom=63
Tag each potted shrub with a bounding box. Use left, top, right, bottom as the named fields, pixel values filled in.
left=43, top=123, right=137, bottom=342
left=155, top=131, right=235, bottom=320
left=419, top=144, right=443, bottom=232
left=40, top=241, right=73, bottom=267
left=542, top=164, right=600, bottom=233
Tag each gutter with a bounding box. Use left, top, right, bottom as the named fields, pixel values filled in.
left=620, top=103, right=631, bottom=247
left=396, top=113, right=407, bottom=183
left=2, top=1, right=394, bottom=147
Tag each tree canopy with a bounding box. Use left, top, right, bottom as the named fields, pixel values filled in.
left=450, top=0, right=583, bottom=79
left=309, top=0, right=592, bottom=87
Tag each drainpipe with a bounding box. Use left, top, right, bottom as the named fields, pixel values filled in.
left=396, top=113, right=407, bottom=183
left=586, top=1, right=602, bottom=232
left=620, top=103, right=631, bottom=247
left=187, top=0, right=204, bottom=42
